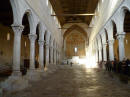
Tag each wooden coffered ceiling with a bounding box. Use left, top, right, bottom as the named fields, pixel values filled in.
left=49, top=0, right=99, bottom=26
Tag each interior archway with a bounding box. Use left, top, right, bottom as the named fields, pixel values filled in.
left=64, top=25, right=87, bottom=59
left=0, top=0, right=13, bottom=78
left=43, top=31, right=47, bottom=68
left=35, top=24, right=40, bottom=69
left=49, top=36, right=52, bottom=64
left=124, top=10, right=130, bottom=59
left=112, top=21, right=119, bottom=60
left=100, top=35, right=104, bottom=61
left=21, top=13, right=30, bottom=75
left=105, top=29, right=109, bottom=61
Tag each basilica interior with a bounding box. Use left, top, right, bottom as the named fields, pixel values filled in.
left=0, top=0, right=130, bottom=97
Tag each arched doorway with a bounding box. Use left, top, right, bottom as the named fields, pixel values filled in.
left=65, top=30, right=86, bottom=59
left=0, top=0, right=13, bottom=78
left=105, top=29, right=109, bottom=61
left=112, top=21, right=119, bottom=60
left=21, top=13, right=30, bottom=75
left=63, top=25, right=88, bottom=60
left=100, top=35, right=104, bottom=61
left=49, top=36, right=52, bottom=64
left=43, top=31, right=47, bottom=69
left=124, top=10, right=130, bottom=59
left=35, top=24, right=40, bottom=69
left=53, top=41, right=55, bottom=64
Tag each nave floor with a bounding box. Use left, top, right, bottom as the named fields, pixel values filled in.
left=4, top=64, right=130, bottom=97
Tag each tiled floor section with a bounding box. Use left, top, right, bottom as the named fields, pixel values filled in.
left=4, top=65, right=130, bottom=97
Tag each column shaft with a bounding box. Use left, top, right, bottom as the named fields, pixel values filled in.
left=50, top=47, right=53, bottom=64
left=29, top=34, right=37, bottom=70
left=98, top=48, right=102, bottom=62
left=108, top=39, right=114, bottom=61
left=117, top=33, right=125, bottom=61
left=103, top=44, right=107, bottom=61
left=45, top=44, right=49, bottom=67
left=12, top=25, right=24, bottom=76
left=38, top=41, right=44, bottom=69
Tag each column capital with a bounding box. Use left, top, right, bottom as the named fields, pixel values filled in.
left=117, top=33, right=126, bottom=40
left=49, top=46, right=53, bottom=49
left=108, top=39, right=114, bottom=45
left=38, top=40, right=44, bottom=46
left=29, top=34, right=37, bottom=42
left=53, top=47, right=56, bottom=50
left=45, top=43, right=49, bottom=48
left=103, top=43, right=107, bottom=47
left=11, top=24, right=24, bottom=36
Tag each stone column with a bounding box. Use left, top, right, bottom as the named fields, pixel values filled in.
left=98, top=47, right=102, bottom=62
left=103, top=43, right=107, bottom=61
left=57, top=52, right=59, bottom=64
left=12, top=25, right=24, bottom=76
left=45, top=43, right=49, bottom=68
left=56, top=50, right=57, bottom=64
left=50, top=46, right=53, bottom=64
left=117, top=33, right=125, bottom=61
left=27, top=34, right=41, bottom=81
left=1, top=25, right=29, bottom=92
left=38, top=40, right=44, bottom=70
left=58, top=53, right=59, bottom=63
left=95, top=48, right=98, bottom=63
left=54, top=48, right=56, bottom=64
left=29, top=34, right=37, bottom=70
left=108, top=39, right=114, bottom=61
left=53, top=47, right=54, bottom=64
left=56, top=51, right=58, bottom=64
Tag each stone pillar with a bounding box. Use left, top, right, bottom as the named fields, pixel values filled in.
left=54, top=48, right=56, bottom=64
left=57, top=52, right=59, bottom=64
left=117, top=33, right=126, bottom=61
left=12, top=25, right=24, bottom=76
left=38, top=41, right=44, bottom=70
left=1, top=25, right=28, bottom=92
left=98, top=47, right=102, bottom=62
left=56, top=50, right=57, bottom=64
left=26, top=34, right=41, bottom=81
left=53, top=48, right=55, bottom=64
left=103, top=43, right=107, bottom=61
left=108, top=39, right=114, bottom=61
left=95, top=48, right=98, bottom=63
left=29, top=34, right=37, bottom=70
left=50, top=46, right=53, bottom=64
left=57, top=51, right=58, bottom=64
left=45, top=43, right=49, bottom=68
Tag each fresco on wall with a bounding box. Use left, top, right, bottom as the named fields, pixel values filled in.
left=65, top=30, right=85, bottom=58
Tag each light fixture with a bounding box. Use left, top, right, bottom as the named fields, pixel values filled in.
left=75, top=47, right=78, bottom=53
left=7, top=33, right=10, bottom=41
left=126, top=39, right=128, bottom=44
left=25, top=41, right=27, bottom=47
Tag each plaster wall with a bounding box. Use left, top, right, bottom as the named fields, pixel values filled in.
left=89, top=0, right=123, bottom=42
left=25, top=0, right=62, bottom=46
left=125, top=33, right=130, bottom=59
left=0, top=24, right=39, bottom=66
left=65, top=30, right=86, bottom=59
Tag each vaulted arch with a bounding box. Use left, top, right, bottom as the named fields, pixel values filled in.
left=63, top=24, right=88, bottom=40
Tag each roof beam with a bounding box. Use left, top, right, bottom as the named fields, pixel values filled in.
left=59, top=26, right=95, bottom=29
left=51, top=13, right=96, bottom=16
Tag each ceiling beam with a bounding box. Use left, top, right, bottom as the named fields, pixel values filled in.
left=51, top=13, right=96, bottom=16
left=59, top=26, right=95, bottom=29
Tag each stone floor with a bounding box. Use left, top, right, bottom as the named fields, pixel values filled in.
left=3, top=64, right=130, bottom=97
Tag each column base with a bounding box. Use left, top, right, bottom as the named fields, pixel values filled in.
left=0, top=72, right=28, bottom=92
left=46, top=64, right=57, bottom=73
left=25, top=69, right=41, bottom=81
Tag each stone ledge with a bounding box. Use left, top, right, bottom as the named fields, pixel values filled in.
left=25, top=70, right=41, bottom=81
left=0, top=75, right=28, bottom=92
